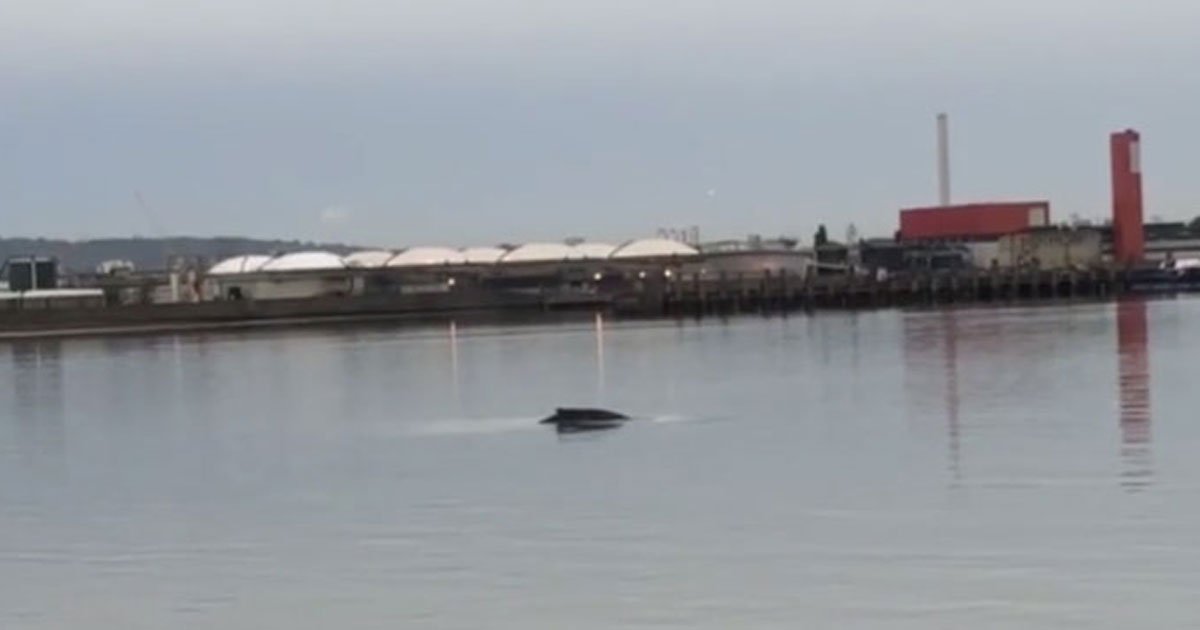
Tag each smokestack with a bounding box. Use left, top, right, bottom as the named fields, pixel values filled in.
left=937, top=113, right=951, bottom=206
left=1110, top=129, right=1145, bottom=265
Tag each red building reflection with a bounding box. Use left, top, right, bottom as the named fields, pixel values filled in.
left=1116, top=298, right=1152, bottom=490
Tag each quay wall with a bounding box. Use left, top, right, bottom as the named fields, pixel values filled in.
left=0, top=266, right=1180, bottom=339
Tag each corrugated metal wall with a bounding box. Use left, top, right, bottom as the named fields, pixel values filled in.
left=899, top=202, right=1051, bottom=241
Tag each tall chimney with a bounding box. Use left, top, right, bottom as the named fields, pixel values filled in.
left=1111, top=129, right=1145, bottom=265
left=937, top=113, right=951, bottom=206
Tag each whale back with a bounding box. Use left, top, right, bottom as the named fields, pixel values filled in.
left=540, top=407, right=630, bottom=424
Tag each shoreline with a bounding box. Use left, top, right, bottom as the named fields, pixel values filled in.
left=0, top=267, right=1194, bottom=342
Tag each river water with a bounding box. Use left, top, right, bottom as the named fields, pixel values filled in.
left=0, top=298, right=1197, bottom=628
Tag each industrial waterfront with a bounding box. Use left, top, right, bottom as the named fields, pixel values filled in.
left=1, top=297, right=1196, bottom=628
left=2, top=125, right=1196, bottom=339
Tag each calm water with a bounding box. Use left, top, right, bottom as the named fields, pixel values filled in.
left=1, top=299, right=1197, bottom=628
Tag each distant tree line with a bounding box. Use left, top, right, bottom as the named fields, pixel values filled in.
left=0, top=237, right=358, bottom=274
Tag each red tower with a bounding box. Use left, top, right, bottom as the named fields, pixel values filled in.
left=1110, top=130, right=1145, bottom=265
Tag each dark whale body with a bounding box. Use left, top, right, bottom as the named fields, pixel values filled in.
left=540, top=408, right=631, bottom=433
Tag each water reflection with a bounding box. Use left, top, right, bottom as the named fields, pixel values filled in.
left=901, top=311, right=963, bottom=483
left=595, top=312, right=606, bottom=401
left=940, top=312, right=963, bottom=483
left=7, top=340, right=65, bottom=474
left=1116, top=298, right=1153, bottom=491
left=449, top=320, right=460, bottom=401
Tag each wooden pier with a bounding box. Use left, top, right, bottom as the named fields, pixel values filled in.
left=636, top=268, right=1127, bottom=316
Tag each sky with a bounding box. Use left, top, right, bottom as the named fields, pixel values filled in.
left=2, top=0, right=1200, bottom=247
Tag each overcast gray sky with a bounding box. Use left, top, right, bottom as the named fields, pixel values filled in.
left=3, top=0, right=1199, bottom=247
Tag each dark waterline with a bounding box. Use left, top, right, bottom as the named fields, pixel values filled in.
left=1, top=298, right=1198, bottom=628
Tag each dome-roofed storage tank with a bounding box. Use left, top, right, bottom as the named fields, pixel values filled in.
left=343, top=250, right=396, bottom=268
left=610, top=239, right=699, bottom=259
left=208, top=254, right=273, bottom=275
left=259, top=251, right=347, bottom=272
left=385, top=247, right=467, bottom=267
left=460, top=246, right=507, bottom=264
left=500, top=243, right=580, bottom=263
left=571, top=242, right=617, bottom=259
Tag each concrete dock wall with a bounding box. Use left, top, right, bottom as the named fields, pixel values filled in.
left=0, top=266, right=1172, bottom=340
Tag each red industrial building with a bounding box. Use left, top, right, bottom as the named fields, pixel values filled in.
left=899, top=202, right=1051, bottom=241
left=894, top=125, right=1149, bottom=266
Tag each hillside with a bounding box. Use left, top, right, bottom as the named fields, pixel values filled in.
left=0, top=237, right=360, bottom=273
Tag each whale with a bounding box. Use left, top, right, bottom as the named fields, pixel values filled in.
left=540, top=408, right=631, bottom=433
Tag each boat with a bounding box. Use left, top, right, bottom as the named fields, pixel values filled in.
left=1127, top=258, right=1200, bottom=293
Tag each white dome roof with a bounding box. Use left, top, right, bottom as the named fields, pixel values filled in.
left=208, top=254, right=272, bottom=275
left=344, top=250, right=396, bottom=268
left=260, top=251, right=347, bottom=272
left=611, top=239, right=699, bottom=259
left=386, top=247, right=467, bottom=267
left=571, top=242, right=617, bottom=259
left=500, top=242, right=580, bottom=263
left=461, top=246, right=507, bottom=264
